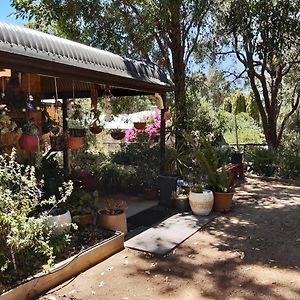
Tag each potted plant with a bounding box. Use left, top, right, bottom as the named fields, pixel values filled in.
left=97, top=199, right=128, bottom=234
left=18, top=119, right=39, bottom=152
left=159, top=146, right=188, bottom=207
left=69, top=187, right=96, bottom=227
left=172, top=186, right=190, bottom=212
left=0, top=111, right=22, bottom=145
left=133, top=121, right=146, bottom=130
left=89, top=108, right=103, bottom=134
left=185, top=135, right=235, bottom=212
left=110, top=128, right=126, bottom=140
left=189, top=183, right=214, bottom=215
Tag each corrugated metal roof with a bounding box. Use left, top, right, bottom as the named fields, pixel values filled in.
left=0, top=22, right=173, bottom=94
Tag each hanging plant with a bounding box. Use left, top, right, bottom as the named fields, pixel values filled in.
left=89, top=108, right=103, bottom=134
left=19, top=120, right=39, bottom=152
left=133, top=121, right=146, bottom=130
left=110, top=129, right=125, bottom=140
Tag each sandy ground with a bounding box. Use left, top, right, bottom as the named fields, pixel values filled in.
left=40, top=178, right=300, bottom=300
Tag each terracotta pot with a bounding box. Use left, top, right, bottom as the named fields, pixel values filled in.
left=74, top=214, right=94, bottom=227
left=164, top=111, right=172, bottom=120
left=133, top=122, right=146, bottom=130
left=67, top=136, right=84, bottom=150
left=50, top=135, right=65, bottom=151
left=189, top=190, right=214, bottom=215
left=19, top=134, right=39, bottom=152
left=97, top=209, right=127, bottom=234
left=144, top=187, right=158, bottom=200
left=0, top=131, right=22, bottom=145
left=68, top=128, right=86, bottom=137
left=110, top=130, right=125, bottom=140
left=213, top=192, right=234, bottom=212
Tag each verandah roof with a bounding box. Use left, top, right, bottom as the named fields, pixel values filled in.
left=0, top=22, right=173, bottom=97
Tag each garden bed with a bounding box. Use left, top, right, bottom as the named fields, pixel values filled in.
left=0, top=227, right=124, bottom=300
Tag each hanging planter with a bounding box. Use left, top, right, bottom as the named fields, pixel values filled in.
left=50, top=135, right=65, bottom=151
left=19, top=134, right=39, bottom=152
left=133, top=121, right=146, bottom=130
left=90, top=124, right=103, bottom=134
left=19, top=120, right=39, bottom=152
left=0, top=131, right=22, bottom=146
left=164, top=111, right=172, bottom=120
left=67, top=136, right=84, bottom=150
left=110, top=129, right=125, bottom=140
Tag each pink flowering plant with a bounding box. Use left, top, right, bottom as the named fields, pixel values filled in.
left=125, top=108, right=161, bottom=143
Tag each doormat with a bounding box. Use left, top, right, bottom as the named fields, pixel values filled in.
left=125, top=211, right=219, bottom=256
left=127, top=205, right=176, bottom=231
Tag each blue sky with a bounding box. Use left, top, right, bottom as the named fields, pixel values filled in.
left=0, top=0, right=24, bottom=24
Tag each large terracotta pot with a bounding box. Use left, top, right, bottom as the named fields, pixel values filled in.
left=19, top=134, right=39, bottom=152
left=67, top=136, right=84, bottom=150
left=144, top=187, right=158, bottom=200
left=213, top=192, right=234, bottom=212
left=97, top=209, right=127, bottom=234
left=189, top=190, right=214, bottom=215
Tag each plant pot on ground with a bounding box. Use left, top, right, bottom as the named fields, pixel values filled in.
left=188, top=184, right=213, bottom=215
left=68, top=187, right=97, bottom=227
left=185, top=134, right=235, bottom=213
left=97, top=199, right=128, bottom=234
left=230, top=150, right=243, bottom=164
left=172, top=186, right=190, bottom=213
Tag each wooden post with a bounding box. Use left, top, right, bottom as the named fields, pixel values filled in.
left=62, top=98, right=70, bottom=175
left=160, top=94, right=166, bottom=175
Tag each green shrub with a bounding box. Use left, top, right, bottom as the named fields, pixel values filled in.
left=245, top=147, right=278, bottom=177
left=0, top=149, right=73, bottom=273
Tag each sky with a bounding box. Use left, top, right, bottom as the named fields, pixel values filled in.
left=0, top=0, right=24, bottom=25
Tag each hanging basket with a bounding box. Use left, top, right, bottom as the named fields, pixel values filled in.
left=90, top=125, right=103, bottom=135
left=0, top=131, right=22, bottom=146
left=50, top=135, right=66, bottom=151
left=19, top=134, right=40, bottom=152
left=110, top=130, right=125, bottom=140
left=67, top=136, right=84, bottom=150
left=68, top=128, right=86, bottom=138
left=164, top=112, right=172, bottom=120
left=133, top=122, right=146, bottom=130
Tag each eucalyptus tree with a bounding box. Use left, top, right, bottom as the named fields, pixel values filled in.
left=11, top=0, right=212, bottom=149
left=214, top=0, right=300, bottom=149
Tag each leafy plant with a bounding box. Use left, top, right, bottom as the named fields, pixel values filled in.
left=185, top=134, right=234, bottom=193
left=0, top=149, right=73, bottom=273
left=245, top=147, right=277, bottom=177
left=21, top=119, right=38, bottom=135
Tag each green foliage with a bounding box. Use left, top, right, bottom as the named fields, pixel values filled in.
left=246, top=90, right=259, bottom=123
left=223, top=97, right=232, bottom=113
left=185, top=134, right=234, bottom=192
left=216, top=0, right=300, bottom=148
left=0, top=149, right=73, bottom=273
left=68, top=187, right=96, bottom=215
left=21, top=120, right=38, bottom=135
left=232, top=91, right=246, bottom=115
left=223, top=112, right=264, bottom=144
left=245, top=147, right=277, bottom=177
